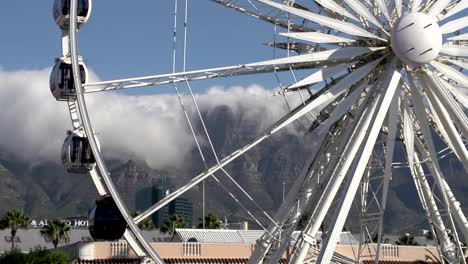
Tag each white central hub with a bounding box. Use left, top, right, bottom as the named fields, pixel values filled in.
left=391, top=12, right=442, bottom=65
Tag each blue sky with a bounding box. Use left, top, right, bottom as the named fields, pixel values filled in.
left=0, top=1, right=286, bottom=94
left=1, top=1, right=465, bottom=95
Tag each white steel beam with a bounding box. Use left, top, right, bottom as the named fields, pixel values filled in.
left=316, top=65, right=401, bottom=264
left=407, top=76, right=465, bottom=263
left=84, top=47, right=384, bottom=93
left=134, top=57, right=383, bottom=225
left=257, top=0, right=386, bottom=41
left=374, top=89, right=400, bottom=264
left=441, top=45, right=468, bottom=57
left=314, top=0, right=360, bottom=22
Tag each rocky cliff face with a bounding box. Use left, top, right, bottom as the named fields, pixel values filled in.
left=0, top=106, right=466, bottom=235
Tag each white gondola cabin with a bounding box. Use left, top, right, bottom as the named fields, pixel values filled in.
left=53, top=0, right=92, bottom=29
left=88, top=196, right=127, bottom=241
left=61, top=130, right=97, bottom=173
left=50, top=57, right=88, bottom=101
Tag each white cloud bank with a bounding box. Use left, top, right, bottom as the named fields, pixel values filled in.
left=0, top=68, right=299, bottom=169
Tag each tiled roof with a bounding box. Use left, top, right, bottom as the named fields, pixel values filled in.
left=175, top=229, right=360, bottom=245
left=175, top=229, right=245, bottom=243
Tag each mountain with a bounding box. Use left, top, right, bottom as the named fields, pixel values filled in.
left=0, top=105, right=466, bottom=235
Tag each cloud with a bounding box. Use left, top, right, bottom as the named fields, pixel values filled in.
left=0, top=68, right=299, bottom=169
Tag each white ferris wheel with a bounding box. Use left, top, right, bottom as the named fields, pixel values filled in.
left=50, top=0, right=467, bottom=263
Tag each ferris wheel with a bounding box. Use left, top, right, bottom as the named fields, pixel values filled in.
left=50, top=0, right=467, bottom=263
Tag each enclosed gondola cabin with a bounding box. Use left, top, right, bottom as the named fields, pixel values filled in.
left=61, top=130, right=96, bottom=173
left=53, top=0, right=92, bottom=29
left=50, top=58, right=88, bottom=101
left=88, top=196, right=127, bottom=241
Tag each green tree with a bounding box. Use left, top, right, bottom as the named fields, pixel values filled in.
left=40, top=219, right=70, bottom=248
left=0, top=210, right=29, bottom=250
left=131, top=211, right=155, bottom=230
left=0, top=249, right=29, bottom=264
left=396, top=233, right=419, bottom=246
left=161, top=214, right=186, bottom=235
left=369, top=232, right=390, bottom=243
left=198, top=212, right=221, bottom=229
left=0, top=248, right=69, bottom=264
left=29, top=248, right=69, bottom=264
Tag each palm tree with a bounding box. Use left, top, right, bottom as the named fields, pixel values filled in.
left=161, top=214, right=186, bottom=235
left=0, top=210, right=29, bottom=249
left=40, top=219, right=71, bottom=248
left=131, top=211, right=155, bottom=230
left=396, top=233, right=419, bottom=246
left=198, top=212, right=221, bottom=229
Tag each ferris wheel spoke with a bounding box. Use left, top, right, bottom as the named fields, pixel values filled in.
left=442, top=58, right=468, bottom=70
left=427, top=0, right=455, bottom=17
left=84, top=47, right=384, bottom=93
left=317, top=64, right=401, bottom=264
left=406, top=84, right=468, bottom=262
left=421, top=73, right=468, bottom=173
left=448, top=33, right=468, bottom=41
left=440, top=44, right=468, bottom=57
left=440, top=16, right=468, bottom=35
left=277, top=61, right=357, bottom=93
left=411, top=0, right=423, bottom=12
left=279, top=32, right=357, bottom=44
left=209, top=0, right=316, bottom=32
left=315, top=0, right=360, bottom=22
left=133, top=55, right=386, bottom=225
left=438, top=0, right=468, bottom=21
left=394, top=0, right=403, bottom=17
left=342, top=0, right=387, bottom=32
left=431, top=61, right=468, bottom=87
left=314, top=81, right=371, bottom=135
left=373, top=0, right=391, bottom=22
left=257, top=0, right=387, bottom=41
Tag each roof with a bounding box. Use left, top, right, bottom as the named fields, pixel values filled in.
left=175, top=229, right=245, bottom=243
left=174, top=229, right=360, bottom=245
left=315, top=231, right=360, bottom=245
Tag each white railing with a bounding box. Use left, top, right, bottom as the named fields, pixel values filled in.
left=381, top=244, right=399, bottom=259
left=183, top=243, right=201, bottom=256
left=110, top=241, right=130, bottom=257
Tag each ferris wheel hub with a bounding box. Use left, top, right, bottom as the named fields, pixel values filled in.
left=391, top=12, right=442, bottom=65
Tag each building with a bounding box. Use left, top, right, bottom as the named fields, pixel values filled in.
left=60, top=229, right=441, bottom=264
left=0, top=228, right=442, bottom=263
left=168, top=197, right=193, bottom=228
left=151, top=177, right=193, bottom=228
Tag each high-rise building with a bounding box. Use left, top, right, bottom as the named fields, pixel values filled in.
left=151, top=177, right=193, bottom=228
left=168, top=197, right=193, bottom=228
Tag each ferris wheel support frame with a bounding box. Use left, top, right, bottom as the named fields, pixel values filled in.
left=406, top=74, right=467, bottom=263
left=54, top=1, right=468, bottom=264
left=316, top=63, right=401, bottom=264
left=289, top=95, right=378, bottom=264
left=254, top=57, right=388, bottom=264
